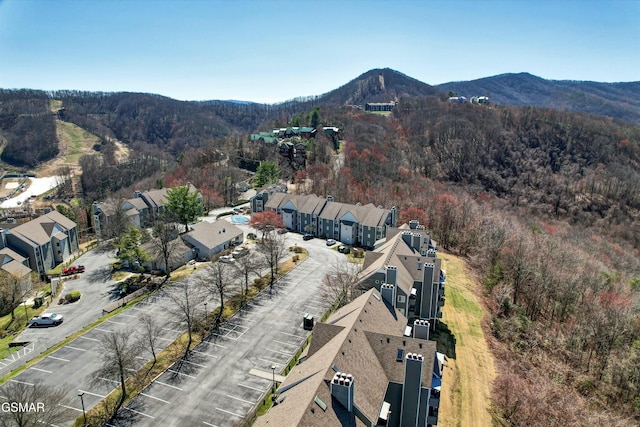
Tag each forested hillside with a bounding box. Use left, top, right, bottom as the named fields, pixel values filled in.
left=437, top=72, right=640, bottom=123
left=1, top=70, right=640, bottom=424
left=0, top=89, right=58, bottom=167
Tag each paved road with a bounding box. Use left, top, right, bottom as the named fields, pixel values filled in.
left=0, top=246, right=121, bottom=375
left=115, top=237, right=343, bottom=427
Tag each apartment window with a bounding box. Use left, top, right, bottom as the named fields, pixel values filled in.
left=397, top=295, right=406, bottom=303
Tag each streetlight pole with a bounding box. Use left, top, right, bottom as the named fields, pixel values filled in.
left=271, top=365, right=276, bottom=395
left=78, top=392, right=86, bottom=425
left=204, top=302, right=208, bottom=329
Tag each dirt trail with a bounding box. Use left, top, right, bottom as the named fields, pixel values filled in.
left=438, top=253, right=496, bottom=427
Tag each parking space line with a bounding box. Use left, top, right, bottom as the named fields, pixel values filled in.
left=131, top=307, right=155, bottom=313
left=30, top=367, right=52, bottom=374
left=47, top=355, right=70, bottom=362
left=118, top=313, right=137, bottom=318
left=155, top=381, right=183, bottom=391
left=10, top=379, right=34, bottom=386
left=168, top=369, right=196, bottom=379
left=99, top=377, right=120, bottom=384
left=66, top=345, right=87, bottom=351
left=181, top=359, right=208, bottom=368
left=140, top=392, right=170, bottom=404
left=105, top=320, right=126, bottom=325
left=190, top=350, right=218, bottom=358
left=59, top=404, right=82, bottom=413
left=156, top=337, right=174, bottom=342
left=280, top=331, right=306, bottom=339
left=266, top=348, right=293, bottom=356
left=78, top=336, right=99, bottom=342
left=78, top=390, right=106, bottom=398
left=273, top=340, right=299, bottom=348
left=95, top=327, right=113, bottom=334
left=259, top=357, right=283, bottom=366
left=226, top=394, right=254, bottom=405
left=162, top=327, right=183, bottom=334
left=124, top=407, right=155, bottom=419
left=216, top=407, right=243, bottom=418
left=202, top=422, right=218, bottom=427
left=237, top=383, right=263, bottom=392
left=200, top=341, right=228, bottom=349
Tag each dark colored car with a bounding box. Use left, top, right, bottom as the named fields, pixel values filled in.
left=338, top=245, right=350, bottom=254
left=303, top=234, right=313, bottom=240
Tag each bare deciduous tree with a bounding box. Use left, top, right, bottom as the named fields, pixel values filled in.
left=137, top=313, right=164, bottom=371
left=233, top=252, right=262, bottom=307
left=322, top=260, right=362, bottom=308
left=0, top=270, right=32, bottom=322
left=256, top=232, right=288, bottom=292
left=198, top=262, right=236, bottom=329
left=150, top=217, right=181, bottom=279
left=0, top=381, right=75, bottom=427
left=92, top=329, right=140, bottom=418
left=165, top=281, right=206, bottom=357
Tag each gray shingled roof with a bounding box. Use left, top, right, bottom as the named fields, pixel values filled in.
left=9, top=211, right=76, bottom=247
left=255, top=289, right=437, bottom=427
left=182, top=221, right=242, bottom=250
left=126, top=197, right=148, bottom=210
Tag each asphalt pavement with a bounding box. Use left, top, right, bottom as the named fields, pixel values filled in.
left=0, top=246, right=122, bottom=375
left=0, top=225, right=347, bottom=427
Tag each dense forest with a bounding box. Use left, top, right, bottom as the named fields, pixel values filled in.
left=0, top=89, right=58, bottom=167
left=1, top=69, right=640, bottom=424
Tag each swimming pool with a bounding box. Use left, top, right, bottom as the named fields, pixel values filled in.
left=230, top=215, right=250, bottom=224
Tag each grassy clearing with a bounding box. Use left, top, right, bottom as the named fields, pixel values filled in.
left=57, top=121, right=100, bottom=163
left=437, top=253, right=496, bottom=427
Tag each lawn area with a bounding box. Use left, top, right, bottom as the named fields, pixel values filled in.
left=0, top=301, right=47, bottom=359
left=436, top=253, right=496, bottom=427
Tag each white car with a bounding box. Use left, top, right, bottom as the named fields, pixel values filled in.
left=29, top=313, right=64, bottom=326
left=232, top=247, right=249, bottom=258
left=326, top=239, right=337, bottom=246
left=219, top=255, right=235, bottom=263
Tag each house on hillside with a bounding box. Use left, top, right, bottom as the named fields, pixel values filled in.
left=0, top=247, right=33, bottom=292
left=254, top=288, right=444, bottom=427
left=251, top=193, right=397, bottom=249
left=365, top=101, right=397, bottom=112
left=357, top=221, right=445, bottom=329
left=93, top=183, right=201, bottom=239
left=181, top=220, right=243, bottom=260
left=2, top=210, right=79, bottom=277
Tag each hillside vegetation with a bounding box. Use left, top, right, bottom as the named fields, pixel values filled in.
left=1, top=70, right=640, bottom=424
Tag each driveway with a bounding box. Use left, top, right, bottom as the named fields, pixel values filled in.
left=0, top=245, right=122, bottom=375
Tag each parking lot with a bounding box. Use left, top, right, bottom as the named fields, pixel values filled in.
left=114, top=253, right=338, bottom=427
left=0, top=230, right=346, bottom=426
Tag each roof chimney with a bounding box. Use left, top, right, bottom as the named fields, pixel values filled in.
left=401, top=231, right=412, bottom=247
left=409, top=220, right=419, bottom=230
left=327, top=195, right=334, bottom=203
left=420, top=263, right=435, bottom=320
left=413, top=319, right=430, bottom=340
left=381, top=283, right=396, bottom=307
left=400, top=353, right=424, bottom=427
left=330, top=372, right=354, bottom=412
left=385, top=265, right=397, bottom=286
left=411, top=233, right=420, bottom=251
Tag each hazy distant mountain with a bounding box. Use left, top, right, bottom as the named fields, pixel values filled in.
left=315, top=68, right=440, bottom=105
left=436, top=72, right=640, bottom=123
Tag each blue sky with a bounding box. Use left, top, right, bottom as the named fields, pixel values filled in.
left=1, top=0, right=638, bottom=103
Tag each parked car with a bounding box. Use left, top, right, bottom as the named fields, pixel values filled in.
left=232, top=247, right=249, bottom=258
left=62, top=265, right=85, bottom=276
left=303, top=234, right=313, bottom=241
left=326, top=239, right=337, bottom=246
left=277, top=228, right=288, bottom=234
left=29, top=313, right=64, bottom=326
left=219, top=255, right=235, bottom=263
left=338, top=245, right=350, bottom=254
